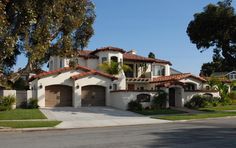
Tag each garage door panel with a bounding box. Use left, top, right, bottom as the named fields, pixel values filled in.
left=81, top=85, right=105, bottom=106
left=45, top=85, right=72, bottom=107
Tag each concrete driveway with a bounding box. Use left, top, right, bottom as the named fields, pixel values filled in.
left=40, top=107, right=169, bottom=128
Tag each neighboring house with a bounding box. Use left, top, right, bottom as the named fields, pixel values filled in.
left=29, top=46, right=218, bottom=110
left=211, top=71, right=236, bottom=81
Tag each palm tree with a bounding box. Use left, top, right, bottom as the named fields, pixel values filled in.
left=99, top=61, right=132, bottom=75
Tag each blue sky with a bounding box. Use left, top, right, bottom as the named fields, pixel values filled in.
left=14, top=0, right=236, bottom=75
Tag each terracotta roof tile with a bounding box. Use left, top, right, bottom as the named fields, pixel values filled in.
left=29, top=65, right=117, bottom=81
left=71, top=70, right=117, bottom=80
left=90, top=46, right=126, bottom=55
left=150, top=73, right=206, bottom=83
left=123, top=53, right=172, bottom=65
left=77, top=50, right=98, bottom=59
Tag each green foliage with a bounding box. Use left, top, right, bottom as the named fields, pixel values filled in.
left=27, top=98, right=39, bottom=109
left=185, top=94, right=221, bottom=109
left=127, top=100, right=142, bottom=111
left=187, top=0, right=236, bottom=75
left=207, top=77, right=230, bottom=102
left=148, top=52, right=156, bottom=59
left=12, top=78, right=28, bottom=90
left=152, top=91, right=167, bottom=109
left=0, top=95, right=16, bottom=111
left=0, top=0, right=96, bottom=73
left=99, top=61, right=132, bottom=75
left=228, top=92, right=236, bottom=105
left=69, top=60, right=77, bottom=68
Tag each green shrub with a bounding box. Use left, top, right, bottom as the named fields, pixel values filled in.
left=229, top=92, right=236, bottom=104
left=27, top=98, right=39, bottom=109
left=152, top=91, right=167, bottom=109
left=0, top=95, right=16, bottom=111
left=127, top=100, right=142, bottom=111
left=185, top=94, right=221, bottom=109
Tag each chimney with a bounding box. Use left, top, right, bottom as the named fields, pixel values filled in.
left=128, top=49, right=136, bottom=55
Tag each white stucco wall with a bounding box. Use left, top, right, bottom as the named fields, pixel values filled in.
left=31, top=70, right=82, bottom=107
left=77, top=57, right=86, bottom=67
left=165, top=64, right=170, bottom=76
left=30, top=69, right=116, bottom=108
left=86, top=59, right=99, bottom=70
left=113, top=71, right=126, bottom=90
left=96, top=51, right=123, bottom=65
left=110, top=91, right=158, bottom=110
left=179, top=77, right=204, bottom=90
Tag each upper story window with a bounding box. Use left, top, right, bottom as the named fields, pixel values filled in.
left=184, top=83, right=196, bottom=91
left=124, top=64, right=134, bottom=78
left=111, top=56, right=118, bottom=63
left=229, top=74, right=236, bottom=80
left=152, top=65, right=165, bottom=76
left=102, top=57, right=107, bottom=63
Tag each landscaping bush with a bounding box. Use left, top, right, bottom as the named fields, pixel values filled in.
left=185, top=94, right=221, bottom=109
left=0, top=95, right=16, bottom=111
left=228, top=92, right=236, bottom=104
left=152, top=91, right=167, bottom=109
left=127, top=100, right=142, bottom=111
left=27, top=98, right=39, bottom=109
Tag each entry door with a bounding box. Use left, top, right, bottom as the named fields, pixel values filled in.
left=169, top=88, right=175, bottom=106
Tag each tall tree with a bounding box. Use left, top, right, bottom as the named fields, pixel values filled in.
left=187, top=0, right=236, bottom=75
left=0, top=0, right=95, bottom=73
left=148, top=52, right=156, bottom=59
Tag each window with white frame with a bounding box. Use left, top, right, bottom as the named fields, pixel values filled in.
left=152, top=65, right=165, bottom=76
left=102, top=57, right=107, bottom=63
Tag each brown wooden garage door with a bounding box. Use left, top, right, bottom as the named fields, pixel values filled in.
left=81, top=85, right=106, bottom=106
left=45, top=85, right=72, bottom=107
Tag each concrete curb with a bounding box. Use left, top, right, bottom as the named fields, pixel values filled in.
left=171, top=115, right=236, bottom=122
left=0, top=121, right=171, bottom=133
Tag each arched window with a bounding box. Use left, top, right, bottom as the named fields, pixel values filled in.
left=137, top=94, right=151, bottom=102
left=203, top=93, right=213, bottom=98
left=111, top=56, right=118, bottom=63
left=184, top=83, right=196, bottom=91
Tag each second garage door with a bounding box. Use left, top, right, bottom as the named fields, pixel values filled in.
left=81, top=85, right=106, bottom=106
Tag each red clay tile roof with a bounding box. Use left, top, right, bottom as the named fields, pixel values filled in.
left=78, top=50, right=98, bottom=59
left=123, top=53, right=172, bottom=65
left=90, top=46, right=126, bottom=55
left=29, top=65, right=117, bottom=81
left=150, top=73, right=206, bottom=83
left=71, top=70, right=117, bottom=80
left=153, top=81, right=186, bottom=87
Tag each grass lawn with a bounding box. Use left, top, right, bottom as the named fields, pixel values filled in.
left=199, top=105, right=236, bottom=112
left=153, top=111, right=236, bottom=121
left=0, top=109, right=47, bottom=120
left=0, top=121, right=61, bottom=128
left=135, top=109, right=186, bottom=115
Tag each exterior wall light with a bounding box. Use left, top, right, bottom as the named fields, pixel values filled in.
left=109, top=85, right=112, bottom=90
left=39, top=84, right=43, bottom=89
left=76, top=84, right=80, bottom=89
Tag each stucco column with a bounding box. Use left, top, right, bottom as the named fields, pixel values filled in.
left=161, top=87, right=169, bottom=108
left=74, top=80, right=81, bottom=107
left=180, top=88, right=185, bottom=107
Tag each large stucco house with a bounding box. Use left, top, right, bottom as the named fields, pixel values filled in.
left=29, top=46, right=218, bottom=110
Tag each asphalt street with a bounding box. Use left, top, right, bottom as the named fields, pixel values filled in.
left=0, top=117, right=236, bottom=148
